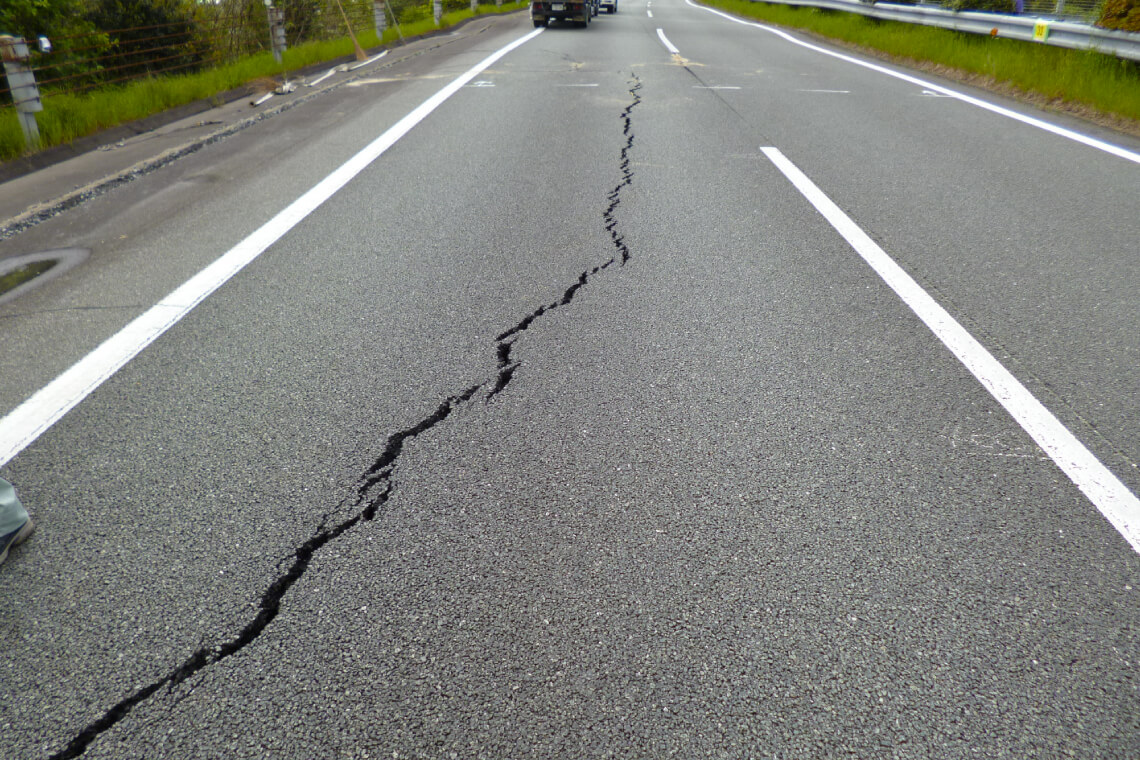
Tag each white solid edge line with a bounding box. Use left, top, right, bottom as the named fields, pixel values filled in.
left=761, top=146, right=1140, bottom=555
left=657, top=28, right=680, bottom=54
left=0, top=27, right=546, bottom=469
left=686, top=0, right=1140, bottom=165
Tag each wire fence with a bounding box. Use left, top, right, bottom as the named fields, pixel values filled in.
left=908, top=0, right=1105, bottom=21
left=1021, top=0, right=1102, bottom=17
left=4, top=0, right=1124, bottom=112
left=1, top=0, right=484, bottom=109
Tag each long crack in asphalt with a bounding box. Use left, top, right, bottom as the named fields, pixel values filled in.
left=47, top=75, right=642, bottom=760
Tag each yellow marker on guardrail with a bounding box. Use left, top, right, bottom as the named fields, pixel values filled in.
left=1034, top=21, right=1050, bottom=41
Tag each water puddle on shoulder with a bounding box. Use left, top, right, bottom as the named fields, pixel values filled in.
left=0, top=249, right=89, bottom=305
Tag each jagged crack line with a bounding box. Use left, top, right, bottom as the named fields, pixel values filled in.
left=49, top=386, right=482, bottom=760
left=487, top=362, right=520, bottom=401
left=560, top=272, right=589, bottom=306
left=49, top=77, right=644, bottom=760
left=604, top=78, right=641, bottom=265
left=497, top=341, right=514, bottom=368
left=486, top=340, right=520, bottom=401
left=495, top=302, right=554, bottom=343
left=487, top=76, right=641, bottom=404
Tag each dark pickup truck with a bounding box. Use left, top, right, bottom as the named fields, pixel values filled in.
left=531, top=0, right=596, bottom=27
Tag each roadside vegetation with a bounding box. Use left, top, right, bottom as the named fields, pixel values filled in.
left=1098, top=0, right=1140, bottom=32
left=2, top=0, right=1138, bottom=163
left=0, top=1, right=525, bottom=162
left=700, top=0, right=1140, bottom=128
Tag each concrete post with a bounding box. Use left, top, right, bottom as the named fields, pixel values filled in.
left=265, top=3, right=286, bottom=63
left=374, top=0, right=388, bottom=37
left=0, top=36, right=42, bottom=149
left=434, top=0, right=443, bottom=24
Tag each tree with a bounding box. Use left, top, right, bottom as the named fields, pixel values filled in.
left=84, top=0, right=204, bottom=81
left=0, top=0, right=83, bottom=39
left=1098, top=0, right=1140, bottom=32
left=1, top=0, right=109, bottom=101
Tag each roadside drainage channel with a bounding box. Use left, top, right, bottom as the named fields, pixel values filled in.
left=0, top=249, right=89, bottom=307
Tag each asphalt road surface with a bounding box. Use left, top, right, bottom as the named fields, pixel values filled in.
left=2, top=3, right=1139, bottom=758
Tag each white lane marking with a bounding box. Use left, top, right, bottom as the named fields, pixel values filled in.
left=798, top=89, right=850, bottom=94
left=470, top=80, right=495, bottom=87
left=761, top=146, right=1140, bottom=555
left=657, top=28, right=680, bottom=54
left=348, top=74, right=450, bottom=86
left=695, top=85, right=742, bottom=89
left=0, top=27, right=546, bottom=469
left=686, top=0, right=1140, bottom=165
left=648, top=9, right=654, bottom=16
left=308, top=66, right=345, bottom=87
left=350, top=50, right=389, bottom=70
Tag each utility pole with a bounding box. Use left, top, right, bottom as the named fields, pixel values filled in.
left=264, top=1, right=286, bottom=64
left=374, top=0, right=388, bottom=39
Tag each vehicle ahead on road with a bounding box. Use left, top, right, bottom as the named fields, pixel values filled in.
left=598, top=0, right=617, bottom=12
left=531, top=0, right=596, bottom=26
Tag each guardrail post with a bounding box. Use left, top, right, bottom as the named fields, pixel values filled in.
left=434, top=0, right=443, bottom=24
left=0, top=36, right=42, bottom=150
left=265, top=2, right=286, bottom=63
left=374, top=0, right=388, bottom=37
left=472, top=0, right=478, bottom=11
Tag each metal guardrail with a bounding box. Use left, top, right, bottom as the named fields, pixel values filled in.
left=747, top=0, right=1140, bottom=61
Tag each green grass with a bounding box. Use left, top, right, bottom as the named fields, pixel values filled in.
left=699, top=0, right=1140, bottom=122
left=0, top=2, right=526, bottom=163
